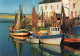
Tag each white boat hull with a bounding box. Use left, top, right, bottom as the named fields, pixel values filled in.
left=30, top=39, right=39, bottom=44
left=26, top=39, right=39, bottom=44
left=40, top=38, right=62, bottom=45
left=26, top=39, right=31, bottom=43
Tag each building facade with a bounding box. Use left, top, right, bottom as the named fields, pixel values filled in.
left=39, top=0, right=80, bottom=19
left=39, top=0, right=61, bottom=19
left=69, top=0, right=80, bottom=19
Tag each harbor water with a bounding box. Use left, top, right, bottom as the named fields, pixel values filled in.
left=0, top=20, right=80, bottom=56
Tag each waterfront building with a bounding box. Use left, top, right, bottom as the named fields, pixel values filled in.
left=63, top=0, right=80, bottom=19
left=39, top=0, right=80, bottom=19
left=39, top=0, right=61, bottom=20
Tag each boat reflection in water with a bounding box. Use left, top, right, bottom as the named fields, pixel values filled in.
left=39, top=44, right=62, bottom=56
left=61, top=45, right=80, bottom=56
left=8, top=36, right=32, bottom=56
left=8, top=36, right=80, bottom=56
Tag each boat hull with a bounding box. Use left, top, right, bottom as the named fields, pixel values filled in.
left=62, top=38, right=80, bottom=49
left=10, top=32, right=29, bottom=36
left=9, top=30, right=29, bottom=36
left=32, top=33, right=63, bottom=45
left=30, top=39, right=39, bottom=44
left=26, top=38, right=39, bottom=44
left=11, top=35, right=28, bottom=40
left=40, top=38, right=62, bottom=45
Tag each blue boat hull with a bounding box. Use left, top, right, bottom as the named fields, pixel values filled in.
left=32, top=33, right=64, bottom=45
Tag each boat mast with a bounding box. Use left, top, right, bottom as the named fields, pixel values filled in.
left=41, top=9, right=43, bottom=29
left=41, top=0, right=44, bottom=30
left=53, top=12, right=54, bottom=27
left=25, top=0, right=27, bottom=15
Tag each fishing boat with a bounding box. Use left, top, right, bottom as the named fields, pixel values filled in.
left=32, top=27, right=63, bottom=45
left=26, top=36, right=39, bottom=44
left=31, top=2, right=63, bottom=45
left=61, top=34, right=80, bottom=50
left=26, top=1, right=40, bottom=43
left=60, top=3, right=80, bottom=48
left=8, top=5, right=29, bottom=40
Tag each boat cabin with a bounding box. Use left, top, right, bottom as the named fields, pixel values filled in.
left=50, top=27, right=61, bottom=35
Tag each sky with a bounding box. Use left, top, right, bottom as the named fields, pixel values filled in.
left=0, top=0, right=42, bottom=14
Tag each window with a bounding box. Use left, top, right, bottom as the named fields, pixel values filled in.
left=73, top=3, right=75, bottom=9
left=71, top=11, right=73, bottom=19
left=75, top=11, right=77, bottom=17
left=55, top=28, right=57, bottom=31
left=45, top=6, right=47, bottom=10
left=41, top=6, right=43, bottom=10
left=58, top=28, right=59, bottom=31
left=46, top=12, right=48, bottom=16
left=57, top=5, right=59, bottom=10
left=51, top=5, right=53, bottom=9
left=46, top=12, right=48, bottom=19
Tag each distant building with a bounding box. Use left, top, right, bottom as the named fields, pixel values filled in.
left=39, top=0, right=80, bottom=19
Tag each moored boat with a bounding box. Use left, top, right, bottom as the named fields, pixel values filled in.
left=8, top=4, right=29, bottom=40
left=61, top=34, right=80, bottom=50
left=31, top=3, right=63, bottom=45
left=60, top=3, right=80, bottom=49
left=11, top=35, right=28, bottom=40
left=32, top=27, right=63, bottom=45
left=26, top=36, right=39, bottom=44
left=9, top=29, right=29, bottom=36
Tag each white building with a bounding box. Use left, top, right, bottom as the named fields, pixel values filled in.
left=39, top=0, right=80, bottom=19
left=39, top=0, right=61, bottom=19
left=69, top=0, right=80, bottom=19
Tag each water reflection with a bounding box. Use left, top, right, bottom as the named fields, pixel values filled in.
left=8, top=36, right=23, bottom=56
left=61, top=46, right=80, bottom=56
left=8, top=36, right=80, bottom=56
left=8, top=36, right=32, bottom=56
left=39, top=44, right=62, bottom=56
